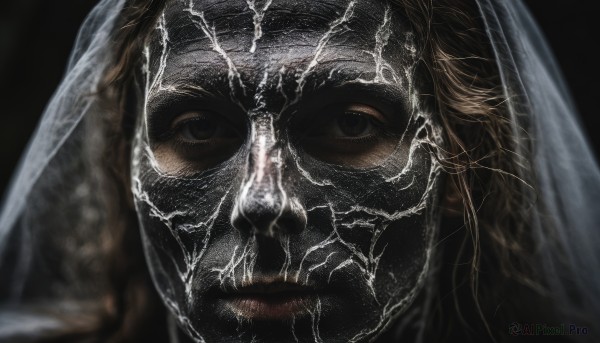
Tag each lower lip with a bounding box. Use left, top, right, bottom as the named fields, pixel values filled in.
left=225, top=293, right=317, bottom=320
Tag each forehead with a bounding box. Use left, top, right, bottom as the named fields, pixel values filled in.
left=145, top=0, right=416, bottom=109
left=153, top=0, right=413, bottom=61
left=159, top=0, right=402, bottom=49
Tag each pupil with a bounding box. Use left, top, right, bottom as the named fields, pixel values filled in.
left=187, top=119, right=216, bottom=140
left=338, top=112, right=368, bottom=137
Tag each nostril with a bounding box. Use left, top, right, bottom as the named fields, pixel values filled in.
left=230, top=205, right=250, bottom=233
left=279, top=197, right=307, bottom=234
left=275, top=213, right=305, bottom=235
left=231, top=195, right=306, bottom=236
left=231, top=196, right=280, bottom=235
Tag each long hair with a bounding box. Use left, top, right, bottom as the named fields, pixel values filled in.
left=38, top=0, right=593, bottom=341
left=394, top=0, right=556, bottom=341
left=396, top=2, right=597, bottom=342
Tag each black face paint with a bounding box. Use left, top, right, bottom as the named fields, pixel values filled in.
left=132, top=0, right=445, bottom=341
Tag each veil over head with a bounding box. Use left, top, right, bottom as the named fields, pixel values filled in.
left=0, top=0, right=127, bottom=336
left=475, top=0, right=600, bottom=322
left=1, top=0, right=598, bottom=340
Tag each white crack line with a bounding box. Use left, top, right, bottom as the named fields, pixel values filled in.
left=246, top=0, right=274, bottom=53
left=291, top=0, right=357, bottom=105
left=146, top=13, right=171, bottom=99
left=185, top=0, right=247, bottom=108
left=307, top=297, right=324, bottom=343
left=279, top=234, right=292, bottom=281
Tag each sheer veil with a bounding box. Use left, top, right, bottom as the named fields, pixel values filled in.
left=0, top=0, right=598, bottom=339
left=477, top=0, right=600, bottom=323
left=0, top=0, right=126, bottom=337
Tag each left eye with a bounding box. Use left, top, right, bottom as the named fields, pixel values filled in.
left=299, top=103, right=401, bottom=167
left=303, top=104, right=385, bottom=140
left=331, top=112, right=375, bottom=138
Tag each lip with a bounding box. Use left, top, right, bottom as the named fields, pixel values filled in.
left=219, top=278, right=320, bottom=320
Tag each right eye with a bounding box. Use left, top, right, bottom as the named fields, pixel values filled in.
left=178, top=117, right=216, bottom=141
left=173, top=112, right=233, bottom=143
left=152, top=111, right=244, bottom=173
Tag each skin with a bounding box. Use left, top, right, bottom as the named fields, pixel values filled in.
left=131, top=0, right=445, bottom=342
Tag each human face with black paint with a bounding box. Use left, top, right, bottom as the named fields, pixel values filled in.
left=132, top=0, right=444, bottom=341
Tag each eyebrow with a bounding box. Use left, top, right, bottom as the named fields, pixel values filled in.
left=146, top=55, right=409, bottom=115
left=286, top=59, right=407, bottom=99
left=148, top=82, right=217, bottom=99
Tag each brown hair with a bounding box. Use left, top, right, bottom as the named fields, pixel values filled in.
left=394, top=0, right=555, bottom=341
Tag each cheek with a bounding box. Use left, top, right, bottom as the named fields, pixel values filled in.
left=130, top=132, right=241, bottom=301
left=289, top=145, right=442, bottom=342
left=292, top=115, right=442, bottom=309
left=302, top=146, right=440, bottom=281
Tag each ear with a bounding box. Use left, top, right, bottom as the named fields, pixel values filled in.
left=442, top=177, right=464, bottom=217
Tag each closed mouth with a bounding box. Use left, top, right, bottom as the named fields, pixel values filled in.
left=219, top=279, right=320, bottom=320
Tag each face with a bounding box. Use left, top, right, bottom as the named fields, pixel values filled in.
left=131, top=0, right=444, bottom=342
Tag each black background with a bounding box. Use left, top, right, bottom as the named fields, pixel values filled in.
left=0, top=0, right=598, bottom=195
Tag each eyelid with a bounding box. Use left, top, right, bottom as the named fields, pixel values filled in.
left=171, top=111, right=212, bottom=129
left=147, top=93, right=246, bottom=135
left=342, top=103, right=387, bottom=123
left=171, top=109, right=247, bottom=139
left=287, top=81, right=408, bottom=122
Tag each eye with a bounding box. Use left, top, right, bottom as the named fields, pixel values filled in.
left=300, top=103, right=402, bottom=167
left=168, top=110, right=241, bottom=143
left=330, top=112, right=376, bottom=138
left=151, top=110, right=244, bottom=173
left=175, top=113, right=221, bottom=142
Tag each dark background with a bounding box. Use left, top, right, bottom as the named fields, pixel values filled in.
left=0, top=1, right=598, bottom=196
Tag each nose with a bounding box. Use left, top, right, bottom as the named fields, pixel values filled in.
left=231, top=114, right=306, bottom=237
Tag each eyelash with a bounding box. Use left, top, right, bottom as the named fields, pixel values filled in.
left=173, top=131, right=215, bottom=147
left=310, top=112, right=387, bottom=136
left=154, top=117, right=215, bottom=155
left=159, top=113, right=211, bottom=137
left=332, top=136, right=382, bottom=151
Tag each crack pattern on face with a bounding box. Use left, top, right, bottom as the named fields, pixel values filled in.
left=356, top=6, right=401, bottom=86
left=245, top=0, right=273, bottom=53
left=184, top=0, right=247, bottom=108
left=132, top=1, right=445, bottom=342
left=143, top=13, right=171, bottom=101
left=290, top=0, right=357, bottom=108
